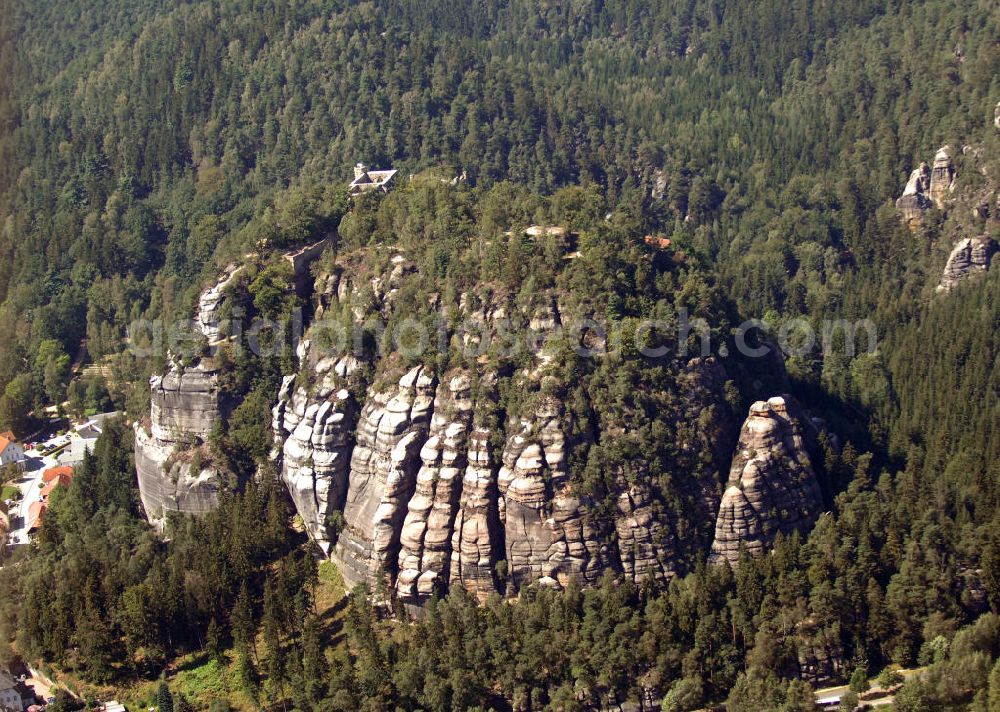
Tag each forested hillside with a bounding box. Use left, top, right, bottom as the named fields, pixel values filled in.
left=0, top=0, right=999, bottom=710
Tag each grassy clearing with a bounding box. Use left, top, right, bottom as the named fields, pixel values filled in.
left=316, top=559, right=346, bottom=614
left=173, top=654, right=228, bottom=704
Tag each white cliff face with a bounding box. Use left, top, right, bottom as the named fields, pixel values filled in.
left=929, top=145, right=956, bottom=209
left=136, top=245, right=330, bottom=529
left=272, top=355, right=362, bottom=555
left=267, top=254, right=743, bottom=603
left=896, top=162, right=933, bottom=229
left=709, top=396, right=824, bottom=566
left=396, top=372, right=475, bottom=604
left=497, top=398, right=610, bottom=591
left=937, top=235, right=999, bottom=293
left=134, top=424, right=221, bottom=526
left=134, top=266, right=243, bottom=527
left=196, top=264, right=244, bottom=345
left=334, top=366, right=437, bottom=586
left=149, top=363, right=223, bottom=442
left=896, top=145, right=956, bottom=228
left=135, top=360, right=226, bottom=528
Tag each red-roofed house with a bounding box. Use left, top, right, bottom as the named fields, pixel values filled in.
left=40, top=474, right=72, bottom=500
left=0, top=432, right=25, bottom=468
left=27, top=501, right=46, bottom=531
left=42, top=465, right=73, bottom=484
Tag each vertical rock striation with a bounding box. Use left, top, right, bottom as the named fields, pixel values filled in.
left=335, top=366, right=437, bottom=587
left=497, top=397, right=610, bottom=591
left=929, top=145, right=956, bottom=209
left=937, top=235, right=999, bottom=293
left=709, top=396, right=824, bottom=566
left=396, top=372, right=474, bottom=604
left=896, top=145, right=956, bottom=228
left=135, top=361, right=226, bottom=528
left=268, top=254, right=744, bottom=604
left=449, top=428, right=503, bottom=602
left=272, top=354, right=363, bottom=554
left=136, top=245, right=329, bottom=528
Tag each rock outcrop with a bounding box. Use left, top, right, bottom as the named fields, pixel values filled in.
left=135, top=268, right=238, bottom=527
left=929, top=145, right=956, bottom=209
left=196, top=264, right=243, bottom=345
left=937, top=235, right=999, bottom=292
left=148, top=364, right=224, bottom=442
left=134, top=423, right=221, bottom=524
left=709, top=396, right=823, bottom=566
left=449, top=428, right=503, bottom=602
left=896, top=146, right=956, bottom=228
left=396, top=372, right=474, bottom=605
left=136, top=241, right=330, bottom=528
left=135, top=360, right=226, bottom=528
left=272, top=355, right=363, bottom=555
left=896, top=162, right=933, bottom=229
left=269, top=252, right=740, bottom=603
left=497, top=398, right=611, bottom=592
left=335, top=365, right=437, bottom=587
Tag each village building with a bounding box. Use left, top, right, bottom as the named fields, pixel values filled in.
left=0, top=669, right=31, bottom=712
left=41, top=465, right=73, bottom=486
left=349, top=163, right=397, bottom=195
left=57, top=413, right=115, bottom=467
left=40, top=474, right=71, bottom=501
left=0, top=432, right=25, bottom=468
left=26, top=501, right=46, bottom=532
left=643, top=234, right=672, bottom=250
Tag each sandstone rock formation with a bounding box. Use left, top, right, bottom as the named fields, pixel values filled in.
left=135, top=361, right=226, bottom=528
left=135, top=268, right=237, bottom=527
left=335, top=365, right=437, bottom=587
left=709, top=396, right=823, bottom=566
left=272, top=356, right=362, bottom=555
left=896, top=146, right=956, bottom=228
left=269, top=253, right=740, bottom=603
left=929, top=145, right=956, bottom=209
left=136, top=243, right=330, bottom=528
left=896, top=161, right=933, bottom=229
left=196, top=264, right=243, bottom=345
left=148, top=364, right=224, bottom=442
left=134, top=422, right=221, bottom=525
left=497, top=398, right=611, bottom=592
left=396, top=372, right=474, bottom=604
left=937, top=235, right=999, bottom=292
left=449, top=428, right=503, bottom=601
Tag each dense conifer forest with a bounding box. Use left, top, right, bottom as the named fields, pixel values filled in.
left=0, top=0, right=999, bottom=710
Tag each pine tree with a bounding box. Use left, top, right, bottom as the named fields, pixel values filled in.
left=205, top=617, right=224, bottom=662
left=156, top=680, right=174, bottom=712
left=231, top=582, right=257, bottom=661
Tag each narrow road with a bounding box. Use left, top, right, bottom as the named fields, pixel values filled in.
left=6, top=444, right=63, bottom=546
left=815, top=668, right=923, bottom=707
